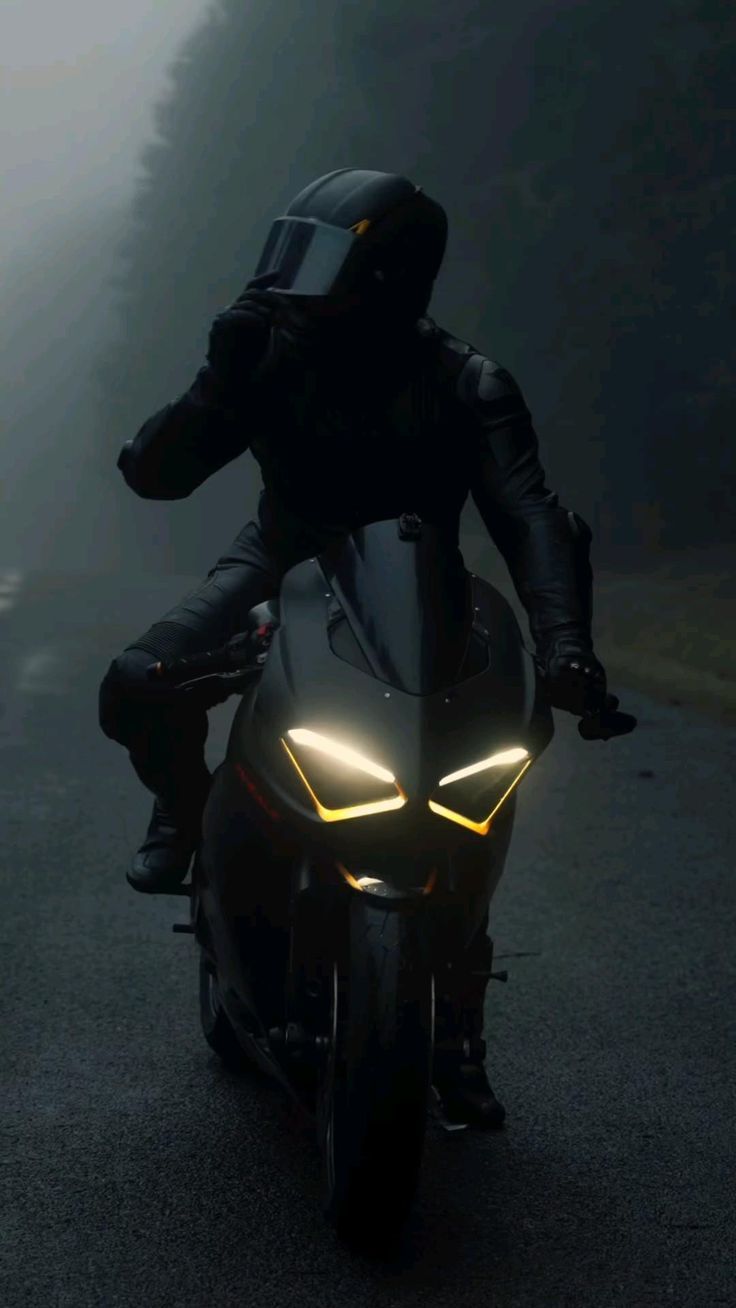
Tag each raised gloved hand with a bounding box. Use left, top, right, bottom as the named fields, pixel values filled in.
left=206, top=285, right=276, bottom=393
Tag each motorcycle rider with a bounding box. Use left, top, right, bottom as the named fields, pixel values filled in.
left=100, top=168, right=608, bottom=1127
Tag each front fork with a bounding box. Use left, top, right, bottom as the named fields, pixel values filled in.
left=272, top=877, right=341, bottom=1069
left=282, top=871, right=505, bottom=1075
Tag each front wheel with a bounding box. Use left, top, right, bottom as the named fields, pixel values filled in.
left=318, top=897, right=434, bottom=1244
left=198, top=951, right=247, bottom=1071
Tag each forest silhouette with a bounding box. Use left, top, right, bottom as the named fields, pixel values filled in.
left=99, top=0, right=734, bottom=573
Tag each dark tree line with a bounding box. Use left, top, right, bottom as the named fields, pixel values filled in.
left=98, top=0, right=734, bottom=572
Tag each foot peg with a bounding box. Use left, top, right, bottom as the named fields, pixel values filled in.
left=469, top=966, right=508, bottom=983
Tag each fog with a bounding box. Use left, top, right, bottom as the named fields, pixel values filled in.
left=3, top=1, right=208, bottom=254
left=1, top=0, right=210, bottom=569
left=1, top=0, right=732, bottom=576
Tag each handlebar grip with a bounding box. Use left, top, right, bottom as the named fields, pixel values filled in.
left=146, top=626, right=274, bottom=687
left=147, top=648, right=235, bottom=685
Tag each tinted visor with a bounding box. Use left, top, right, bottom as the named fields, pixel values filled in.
left=253, top=217, right=360, bottom=296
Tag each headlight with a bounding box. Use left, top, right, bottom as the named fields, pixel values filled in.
left=428, top=746, right=532, bottom=835
left=281, top=728, right=407, bottom=822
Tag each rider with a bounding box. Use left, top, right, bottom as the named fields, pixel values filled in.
left=100, top=168, right=608, bottom=1127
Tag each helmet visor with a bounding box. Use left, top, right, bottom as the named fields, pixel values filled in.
left=252, top=217, right=360, bottom=297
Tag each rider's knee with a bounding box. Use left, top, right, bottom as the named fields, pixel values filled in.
left=98, top=647, right=155, bottom=744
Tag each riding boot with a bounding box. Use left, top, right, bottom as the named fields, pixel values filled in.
left=124, top=718, right=211, bottom=894
left=111, top=658, right=211, bottom=893
left=127, top=780, right=210, bottom=894
left=432, top=927, right=506, bottom=1129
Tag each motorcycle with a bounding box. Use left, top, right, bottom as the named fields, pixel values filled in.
left=152, top=513, right=635, bottom=1244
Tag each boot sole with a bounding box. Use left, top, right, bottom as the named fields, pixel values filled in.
left=126, top=868, right=190, bottom=895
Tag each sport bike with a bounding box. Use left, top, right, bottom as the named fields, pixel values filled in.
left=152, top=513, right=634, bottom=1244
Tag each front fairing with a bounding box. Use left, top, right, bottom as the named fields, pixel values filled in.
left=227, top=520, right=553, bottom=871
left=318, top=518, right=472, bottom=694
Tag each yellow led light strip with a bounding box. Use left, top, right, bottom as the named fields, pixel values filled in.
left=428, top=759, right=532, bottom=836
left=287, top=728, right=396, bottom=783
left=438, top=747, right=529, bottom=786
left=281, top=739, right=407, bottom=823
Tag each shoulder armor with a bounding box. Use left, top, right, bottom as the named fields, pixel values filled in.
left=421, top=322, right=531, bottom=423
left=420, top=319, right=478, bottom=379
left=457, top=352, right=523, bottom=400
left=456, top=352, right=530, bottom=426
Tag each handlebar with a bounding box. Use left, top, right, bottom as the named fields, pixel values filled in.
left=146, top=627, right=273, bottom=691
left=147, top=633, right=637, bottom=742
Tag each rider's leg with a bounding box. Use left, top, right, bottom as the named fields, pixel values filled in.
left=99, top=645, right=212, bottom=891
left=99, top=521, right=283, bottom=892
left=432, top=909, right=506, bottom=1128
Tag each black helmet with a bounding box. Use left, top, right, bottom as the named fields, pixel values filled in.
left=251, top=169, right=447, bottom=318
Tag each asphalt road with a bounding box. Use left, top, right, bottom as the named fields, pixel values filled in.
left=2, top=569, right=734, bottom=1308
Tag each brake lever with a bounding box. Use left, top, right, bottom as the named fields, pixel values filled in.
left=147, top=623, right=275, bottom=689
left=578, top=694, right=638, bottom=741
left=146, top=654, right=264, bottom=696
left=186, top=665, right=260, bottom=686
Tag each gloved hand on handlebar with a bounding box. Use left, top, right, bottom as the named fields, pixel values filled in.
left=146, top=623, right=275, bottom=691
left=536, top=630, right=637, bottom=740
left=538, top=631, right=607, bottom=717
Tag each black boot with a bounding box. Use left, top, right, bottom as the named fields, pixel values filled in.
left=127, top=794, right=205, bottom=894
left=432, top=1042, right=506, bottom=1130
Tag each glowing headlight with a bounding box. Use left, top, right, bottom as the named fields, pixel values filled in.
left=428, top=746, right=532, bottom=836
left=281, top=728, right=407, bottom=822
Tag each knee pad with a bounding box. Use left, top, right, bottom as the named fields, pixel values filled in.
left=98, top=647, right=156, bottom=743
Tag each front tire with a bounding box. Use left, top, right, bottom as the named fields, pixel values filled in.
left=198, top=951, right=247, bottom=1071
left=318, top=898, right=434, bottom=1244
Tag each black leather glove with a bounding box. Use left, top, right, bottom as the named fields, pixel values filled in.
left=206, top=286, right=275, bottom=394
left=537, top=631, right=608, bottom=717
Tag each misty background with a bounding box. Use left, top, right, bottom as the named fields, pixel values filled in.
left=2, top=0, right=733, bottom=580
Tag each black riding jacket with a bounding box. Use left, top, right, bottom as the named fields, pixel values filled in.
left=117, top=313, right=593, bottom=654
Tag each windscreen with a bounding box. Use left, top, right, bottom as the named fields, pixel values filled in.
left=318, top=519, right=473, bottom=695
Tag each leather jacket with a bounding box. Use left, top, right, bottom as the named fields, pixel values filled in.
left=118, top=307, right=594, bottom=657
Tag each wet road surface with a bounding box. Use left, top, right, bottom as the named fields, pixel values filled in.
left=1, top=569, right=733, bottom=1307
